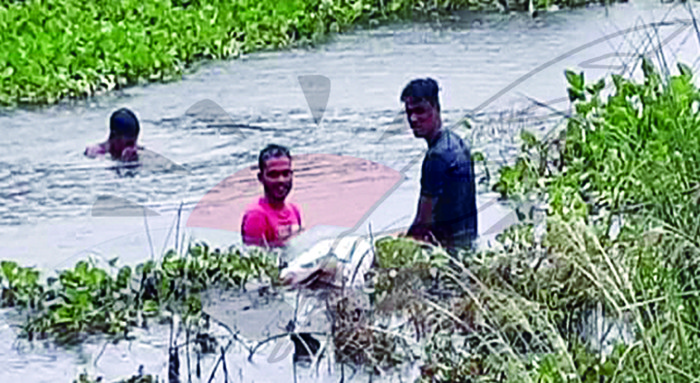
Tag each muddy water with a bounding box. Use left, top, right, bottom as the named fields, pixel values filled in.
left=0, top=0, right=698, bottom=381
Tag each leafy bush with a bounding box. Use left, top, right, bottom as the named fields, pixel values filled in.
left=474, top=58, right=700, bottom=382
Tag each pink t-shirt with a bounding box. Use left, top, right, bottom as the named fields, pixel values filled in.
left=241, top=197, right=302, bottom=248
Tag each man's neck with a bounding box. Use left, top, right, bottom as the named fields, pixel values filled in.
left=425, top=126, right=443, bottom=147
left=263, top=196, right=286, bottom=209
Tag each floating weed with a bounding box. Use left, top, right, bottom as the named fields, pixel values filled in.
left=0, top=243, right=278, bottom=345
left=0, top=0, right=626, bottom=107
left=0, top=260, right=43, bottom=310
left=73, top=367, right=159, bottom=383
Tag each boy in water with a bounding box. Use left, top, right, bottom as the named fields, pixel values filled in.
left=241, top=144, right=303, bottom=248
left=85, top=108, right=142, bottom=162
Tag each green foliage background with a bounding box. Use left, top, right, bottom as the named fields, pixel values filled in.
left=0, top=0, right=620, bottom=106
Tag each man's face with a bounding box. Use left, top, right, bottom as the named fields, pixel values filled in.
left=405, top=98, right=440, bottom=139
left=259, top=156, right=293, bottom=202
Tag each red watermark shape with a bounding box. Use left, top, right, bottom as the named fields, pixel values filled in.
left=185, top=153, right=404, bottom=233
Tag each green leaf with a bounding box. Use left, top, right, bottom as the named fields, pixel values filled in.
left=586, top=78, right=605, bottom=95
left=1, top=261, right=18, bottom=283
left=521, top=131, right=538, bottom=149
left=565, top=69, right=584, bottom=91
left=142, top=299, right=159, bottom=316
left=116, top=266, right=132, bottom=288
left=678, top=62, right=693, bottom=78
left=568, top=88, right=585, bottom=102
left=1, top=66, right=14, bottom=78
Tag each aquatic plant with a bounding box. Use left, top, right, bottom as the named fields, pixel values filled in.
left=0, top=260, right=43, bottom=309
left=0, top=0, right=621, bottom=107
left=73, top=368, right=159, bottom=383
left=0, top=244, right=278, bottom=344
left=495, top=58, right=700, bottom=228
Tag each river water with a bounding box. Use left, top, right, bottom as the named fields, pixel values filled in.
left=0, top=0, right=698, bottom=381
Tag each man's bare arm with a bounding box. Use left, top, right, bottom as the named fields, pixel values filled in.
left=406, top=194, right=436, bottom=242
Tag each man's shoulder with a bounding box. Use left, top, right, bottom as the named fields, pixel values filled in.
left=243, top=199, right=268, bottom=216
left=428, top=130, right=470, bottom=159
left=437, top=129, right=468, bottom=149
left=288, top=202, right=301, bottom=212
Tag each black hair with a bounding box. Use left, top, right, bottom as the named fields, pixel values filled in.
left=258, top=144, right=291, bottom=172
left=109, top=108, right=140, bottom=140
left=400, top=78, right=441, bottom=112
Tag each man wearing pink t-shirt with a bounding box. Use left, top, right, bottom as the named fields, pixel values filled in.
left=241, top=144, right=302, bottom=248
left=241, top=144, right=321, bottom=361
left=241, top=144, right=320, bottom=362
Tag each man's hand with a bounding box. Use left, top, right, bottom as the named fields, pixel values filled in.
left=406, top=224, right=436, bottom=245
left=84, top=144, right=105, bottom=158
left=406, top=194, right=437, bottom=244
left=121, top=146, right=139, bottom=162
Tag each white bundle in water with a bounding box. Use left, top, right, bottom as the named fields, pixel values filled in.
left=280, top=226, right=375, bottom=290
left=275, top=227, right=376, bottom=334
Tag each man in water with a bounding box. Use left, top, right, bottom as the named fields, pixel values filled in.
left=85, top=108, right=142, bottom=162
left=241, top=144, right=321, bottom=362
left=401, top=78, right=478, bottom=252
left=241, top=144, right=303, bottom=248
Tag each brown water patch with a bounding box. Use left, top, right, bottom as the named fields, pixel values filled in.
left=186, top=153, right=403, bottom=232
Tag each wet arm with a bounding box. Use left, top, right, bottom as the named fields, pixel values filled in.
left=121, top=146, right=139, bottom=162
left=407, top=194, right=436, bottom=242
left=84, top=142, right=107, bottom=158
left=241, top=211, right=270, bottom=247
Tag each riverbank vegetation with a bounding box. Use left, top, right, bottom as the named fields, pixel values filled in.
left=1, top=0, right=624, bottom=107
left=467, top=57, right=700, bottom=381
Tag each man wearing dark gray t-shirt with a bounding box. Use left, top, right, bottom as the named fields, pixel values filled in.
left=402, top=78, right=478, bottom=251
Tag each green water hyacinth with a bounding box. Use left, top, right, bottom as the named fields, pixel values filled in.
left=0, top=244, right=278, bottom=344
left=0, top=260, right=42, bottom=309
left=0, top=0, right=624, bottom=107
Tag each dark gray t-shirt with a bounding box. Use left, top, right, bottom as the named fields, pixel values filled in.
left=420, top=129, right=478, bottom=248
